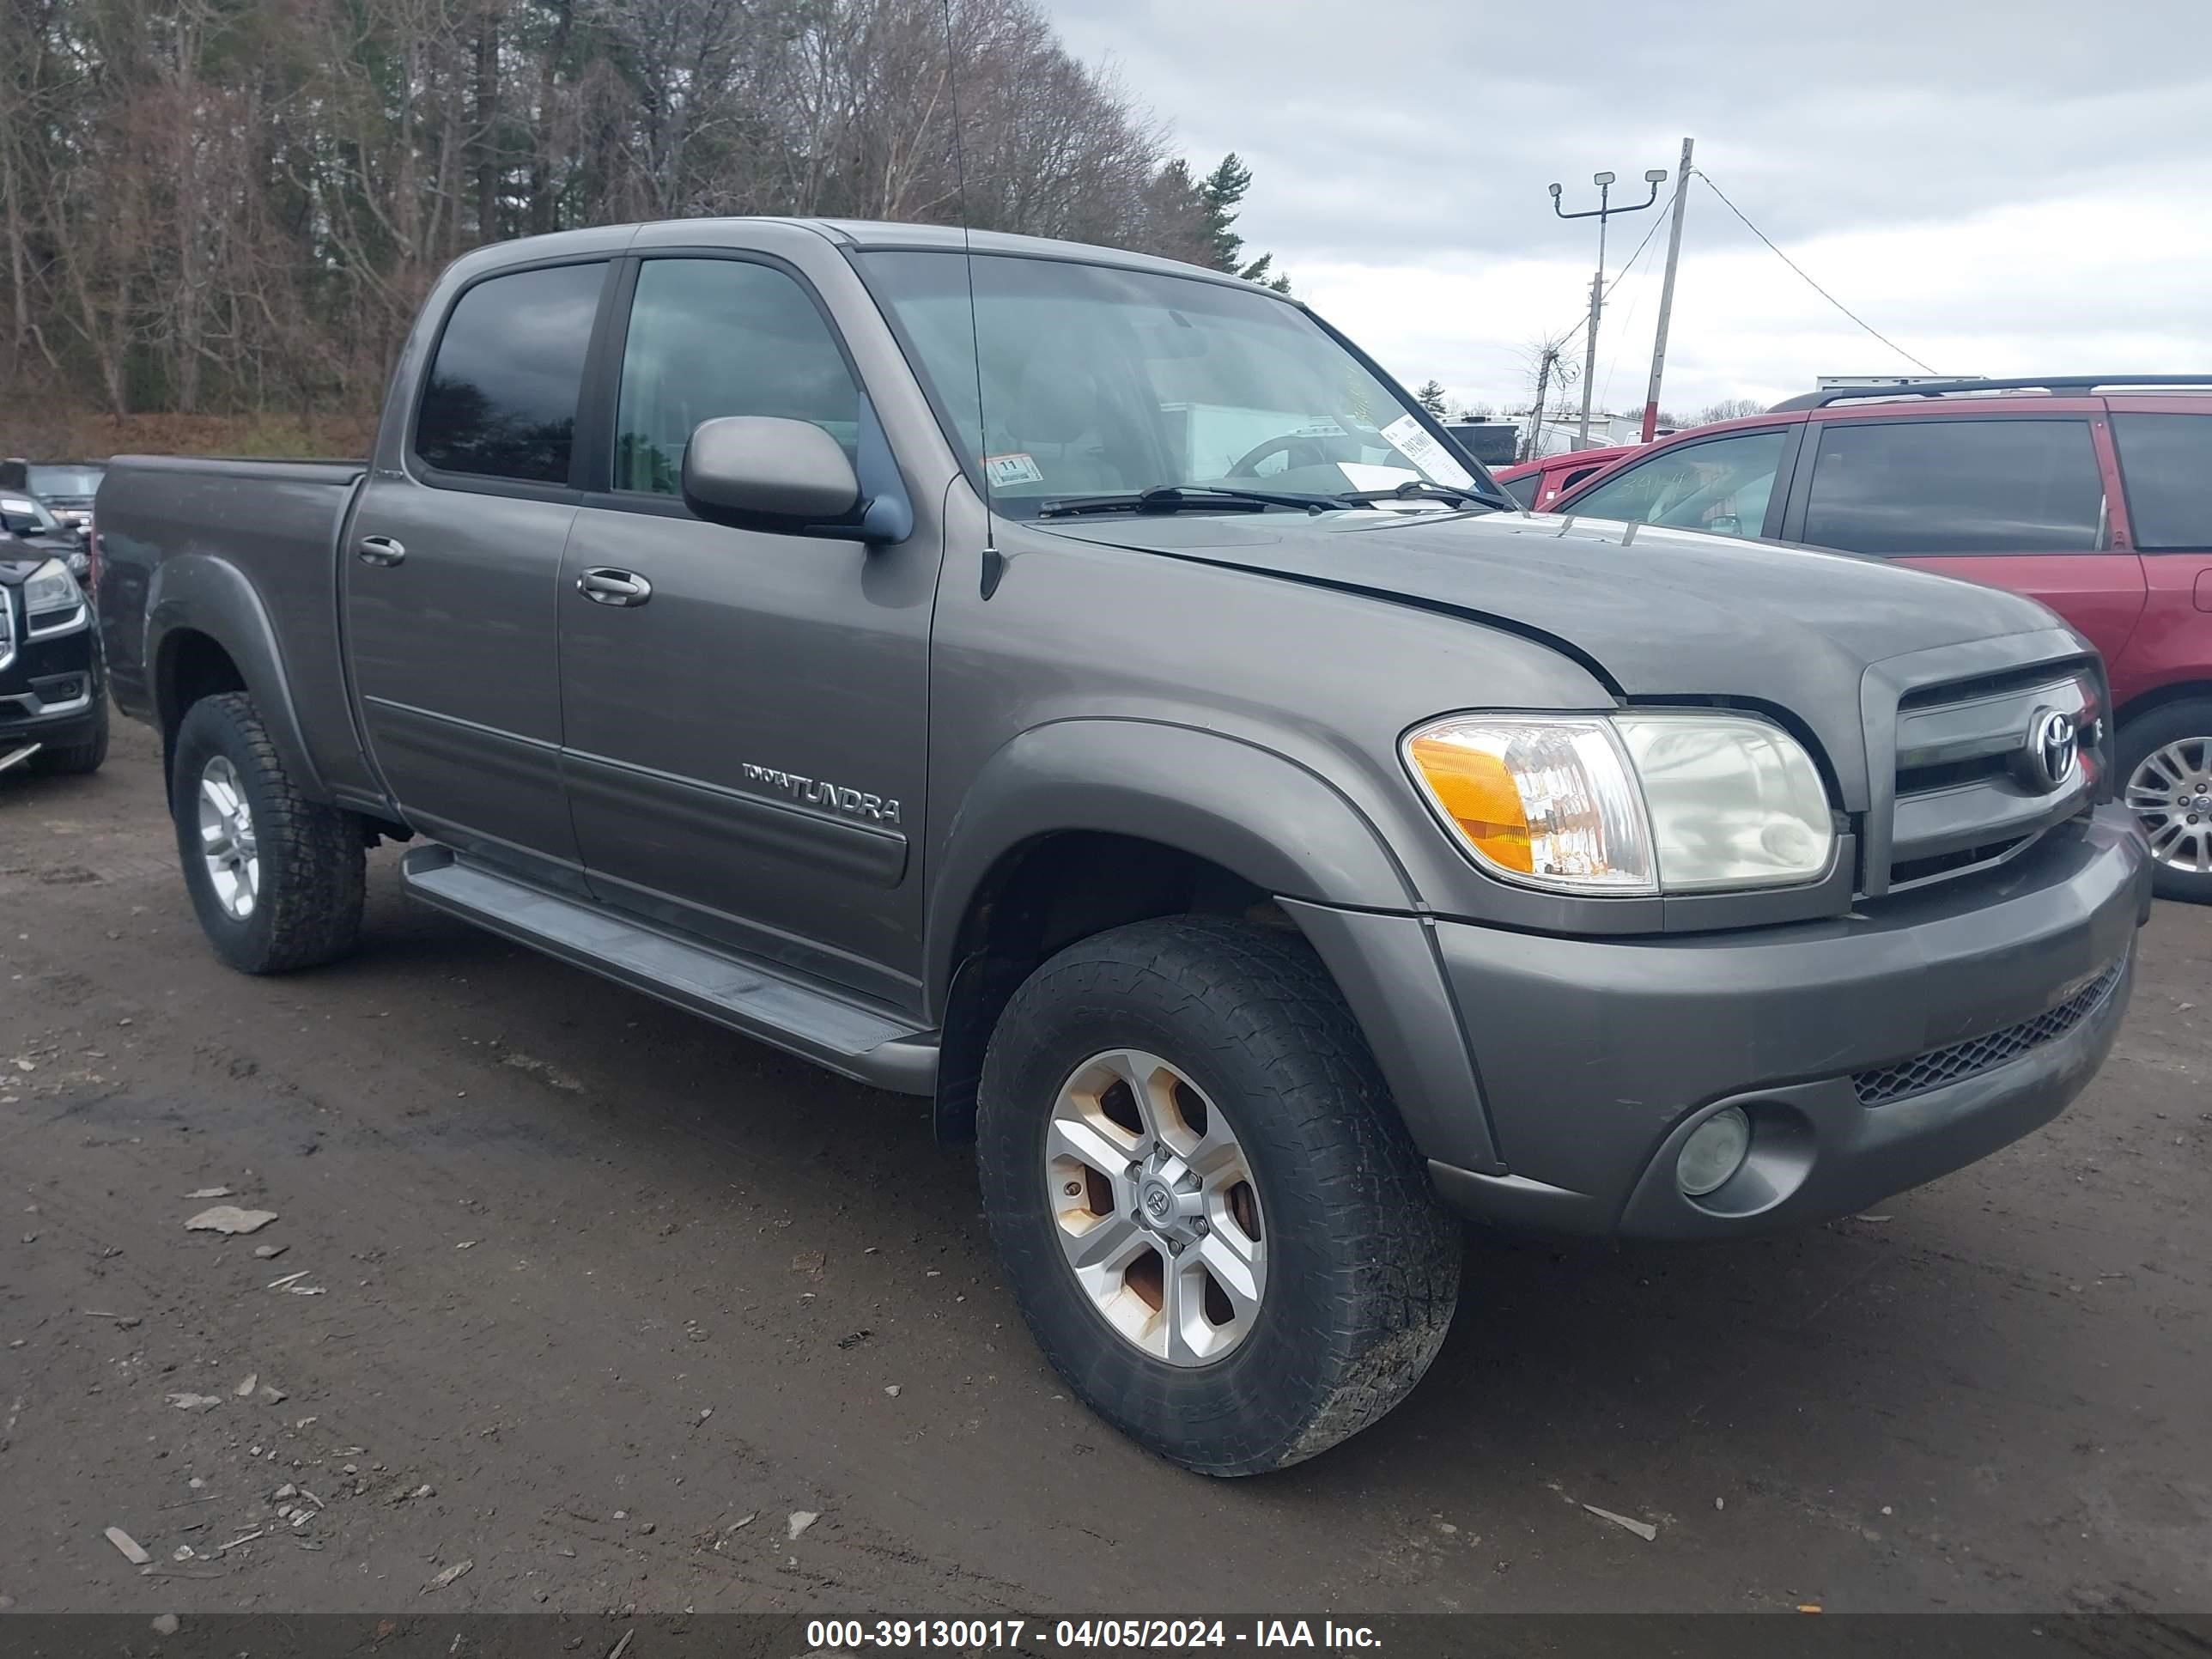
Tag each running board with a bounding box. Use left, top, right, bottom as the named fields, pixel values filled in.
left=400, top=846, right=938, bottom=1094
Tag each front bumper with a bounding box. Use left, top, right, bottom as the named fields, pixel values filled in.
left=1309, top=805, right=2150, bottom=1241
left=0, top=620, right=100, bottom=751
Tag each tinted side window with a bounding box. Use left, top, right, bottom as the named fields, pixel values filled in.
left=615, top=258, right=861, bottom=495
left=1566, top=430, right=1785, bottom=538
left=416, top=262, right=606, bottom=485
left=1802, top=418, right=2102, bottom=555
left=2112, top=413, right=2212, bottom=550
left=1502, top=473, right=1541, bottom=508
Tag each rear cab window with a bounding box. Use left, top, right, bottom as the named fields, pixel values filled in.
left=414, top=261, right=608, bottom=485
left=2112, top=412, right=2212, bottom=550
left=1801, top=417, right=2103, bottom=554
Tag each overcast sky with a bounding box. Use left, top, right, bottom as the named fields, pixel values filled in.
left=1047, top=0, right=2212, bottom=420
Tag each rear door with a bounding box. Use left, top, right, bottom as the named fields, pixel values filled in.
left=343, top=255, right=615, bottom=890
left=2105, top=403, right=2212, bottom=708
left=1779, top=409, right=2147, bottom=664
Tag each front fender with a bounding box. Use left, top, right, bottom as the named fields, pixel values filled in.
left=147, top=553, right=326, bottom=799
left=926, top=717, right=1419, bottom=1000
left=926, top=718, right=1502, bottom=1170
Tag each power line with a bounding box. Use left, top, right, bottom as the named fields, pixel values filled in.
left=1550, top=202, right=1669, bottom=353
left=1692, top=169, right=1940, bottom=375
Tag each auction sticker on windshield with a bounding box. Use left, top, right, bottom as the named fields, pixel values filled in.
left=986, top=453, right=1045, bottom=487
left=1380, top=415, right=1475, bottom=488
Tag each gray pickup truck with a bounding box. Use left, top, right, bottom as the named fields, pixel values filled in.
left=95, top=218, right=2151, bottom=1475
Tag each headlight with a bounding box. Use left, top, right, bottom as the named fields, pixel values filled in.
left=1406, top=711, right=1832, bottom=895
left=22, top=557, right=87, bottom=632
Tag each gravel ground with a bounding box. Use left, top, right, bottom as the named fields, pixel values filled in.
left=2, top=717, right=2207, bottom=1615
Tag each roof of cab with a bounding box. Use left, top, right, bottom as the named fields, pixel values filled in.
left=446, top=216, right=1254, bottom=293
left=805, top=218, right=1241, bottom=284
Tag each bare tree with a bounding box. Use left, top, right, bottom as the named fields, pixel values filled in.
left=0, top=0, right=1253, bottom=430
left=1697, top=397, right=1766, bottom=424
left=1516, top=335, right=1578, bottom=460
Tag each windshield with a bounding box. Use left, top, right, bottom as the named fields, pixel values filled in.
left=857, top=250, right=1487, bottom=516
left=27, top=465, right=102, bottom=498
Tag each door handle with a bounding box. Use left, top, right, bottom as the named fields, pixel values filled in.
left=356, top=535, right=406, bottom=567
left=576, top=567, right=653, bottom=607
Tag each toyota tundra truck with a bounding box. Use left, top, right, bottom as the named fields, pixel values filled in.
left=94, top=218, right=2152, bottom=1476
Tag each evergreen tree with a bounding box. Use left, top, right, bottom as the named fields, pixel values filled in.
left=1196, top=153, right=1290, bottom=293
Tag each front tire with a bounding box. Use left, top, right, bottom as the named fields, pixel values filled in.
left=976, top=916, right=1461, bottom=1475
left=171, top=692, right=365, bottom=973
left=2118, top=698, right=2212, bottom=903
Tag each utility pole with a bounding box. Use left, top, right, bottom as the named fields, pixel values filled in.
left=1524, top=346, right=1555, bottom=462
left=1550, top=164, right=1667, bottom=448
left=1578, top=264, right=1603, bottom=447
left=1640, top=137, right=1694, bottom=443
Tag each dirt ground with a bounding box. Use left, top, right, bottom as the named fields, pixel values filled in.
left=3, top=718, right=2207, bottom=1617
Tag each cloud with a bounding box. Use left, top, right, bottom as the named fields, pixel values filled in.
left=1044, top=0, right=2212, bottom=411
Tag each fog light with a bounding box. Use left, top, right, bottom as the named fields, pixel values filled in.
left=1677, top=1106, right=1751, bottom=1197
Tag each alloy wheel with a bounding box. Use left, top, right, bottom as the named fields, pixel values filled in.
left=2125, top=738, right=2212, bottom=876
left=1044, top=1048, right=1267, bottom=1367
left=197, top=755, right=260, bottom=920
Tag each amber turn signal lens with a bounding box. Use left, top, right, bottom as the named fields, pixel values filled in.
left=1405, top=734, right=1534, bottom=872
left=1402, top=716, right=1658, bottom=892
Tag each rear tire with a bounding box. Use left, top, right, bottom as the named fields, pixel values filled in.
left=171, top=691, right=365, bottom=973
left=976, top=915, right=1461, bottom=1476
left=2118, top=698, right=2212, bottom=903
left=29, top=700, right=107, bottom=775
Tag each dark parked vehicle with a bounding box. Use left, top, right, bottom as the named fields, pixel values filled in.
left=1, top=522, right=106, bottom=775
left=0, top=459, right=105, bottom=536
left=94, top=222, right=2148, bottom=1474
left=1441, top=419, right=1520, bottom=467
left=1, top=487, right=86, bottom=563
left=1548, top=378, right=2212, bottom=901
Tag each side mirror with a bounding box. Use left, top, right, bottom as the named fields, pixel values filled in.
left=1706, top=514, right=1743, bottom=538
left=681, top=416, right=888, bottom=541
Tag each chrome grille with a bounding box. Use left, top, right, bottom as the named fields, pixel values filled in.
left=1851, top=954, right=2126, bottom=1106
left=1882, top=659, right=2101, bottom=890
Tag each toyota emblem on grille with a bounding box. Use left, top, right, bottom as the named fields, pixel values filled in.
left=2019, top=707, right=2079, bottom=793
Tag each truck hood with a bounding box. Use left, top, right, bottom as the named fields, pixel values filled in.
left=1036, top=507, right=2079, bottom=799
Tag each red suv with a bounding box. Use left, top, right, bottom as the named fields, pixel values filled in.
left=1549, top=377, right=2212, bottom=902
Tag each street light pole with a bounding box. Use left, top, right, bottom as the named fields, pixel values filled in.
left=1550, top=166, right=1666, bottom=449
left=1640, top=137, right=1695, bottom=443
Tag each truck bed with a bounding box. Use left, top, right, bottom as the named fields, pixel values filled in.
left=95, top=453, right=375, bottom=801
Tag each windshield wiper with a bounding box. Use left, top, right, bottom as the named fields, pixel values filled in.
left=1334, top=480, right=1510, bottom=512
left=1036, top=485, right=1333, bottom=519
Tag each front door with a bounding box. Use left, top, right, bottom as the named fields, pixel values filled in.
left=1782, top=411, right=2148, bottom=665
left=556, top=253, right=939, bottom=1006
left=1558, top=427, right=1795, bottom=539
left=343, top=256, right=611, bottom=888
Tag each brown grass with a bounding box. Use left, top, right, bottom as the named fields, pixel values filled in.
left=0, top=409, right=377, bottom=464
